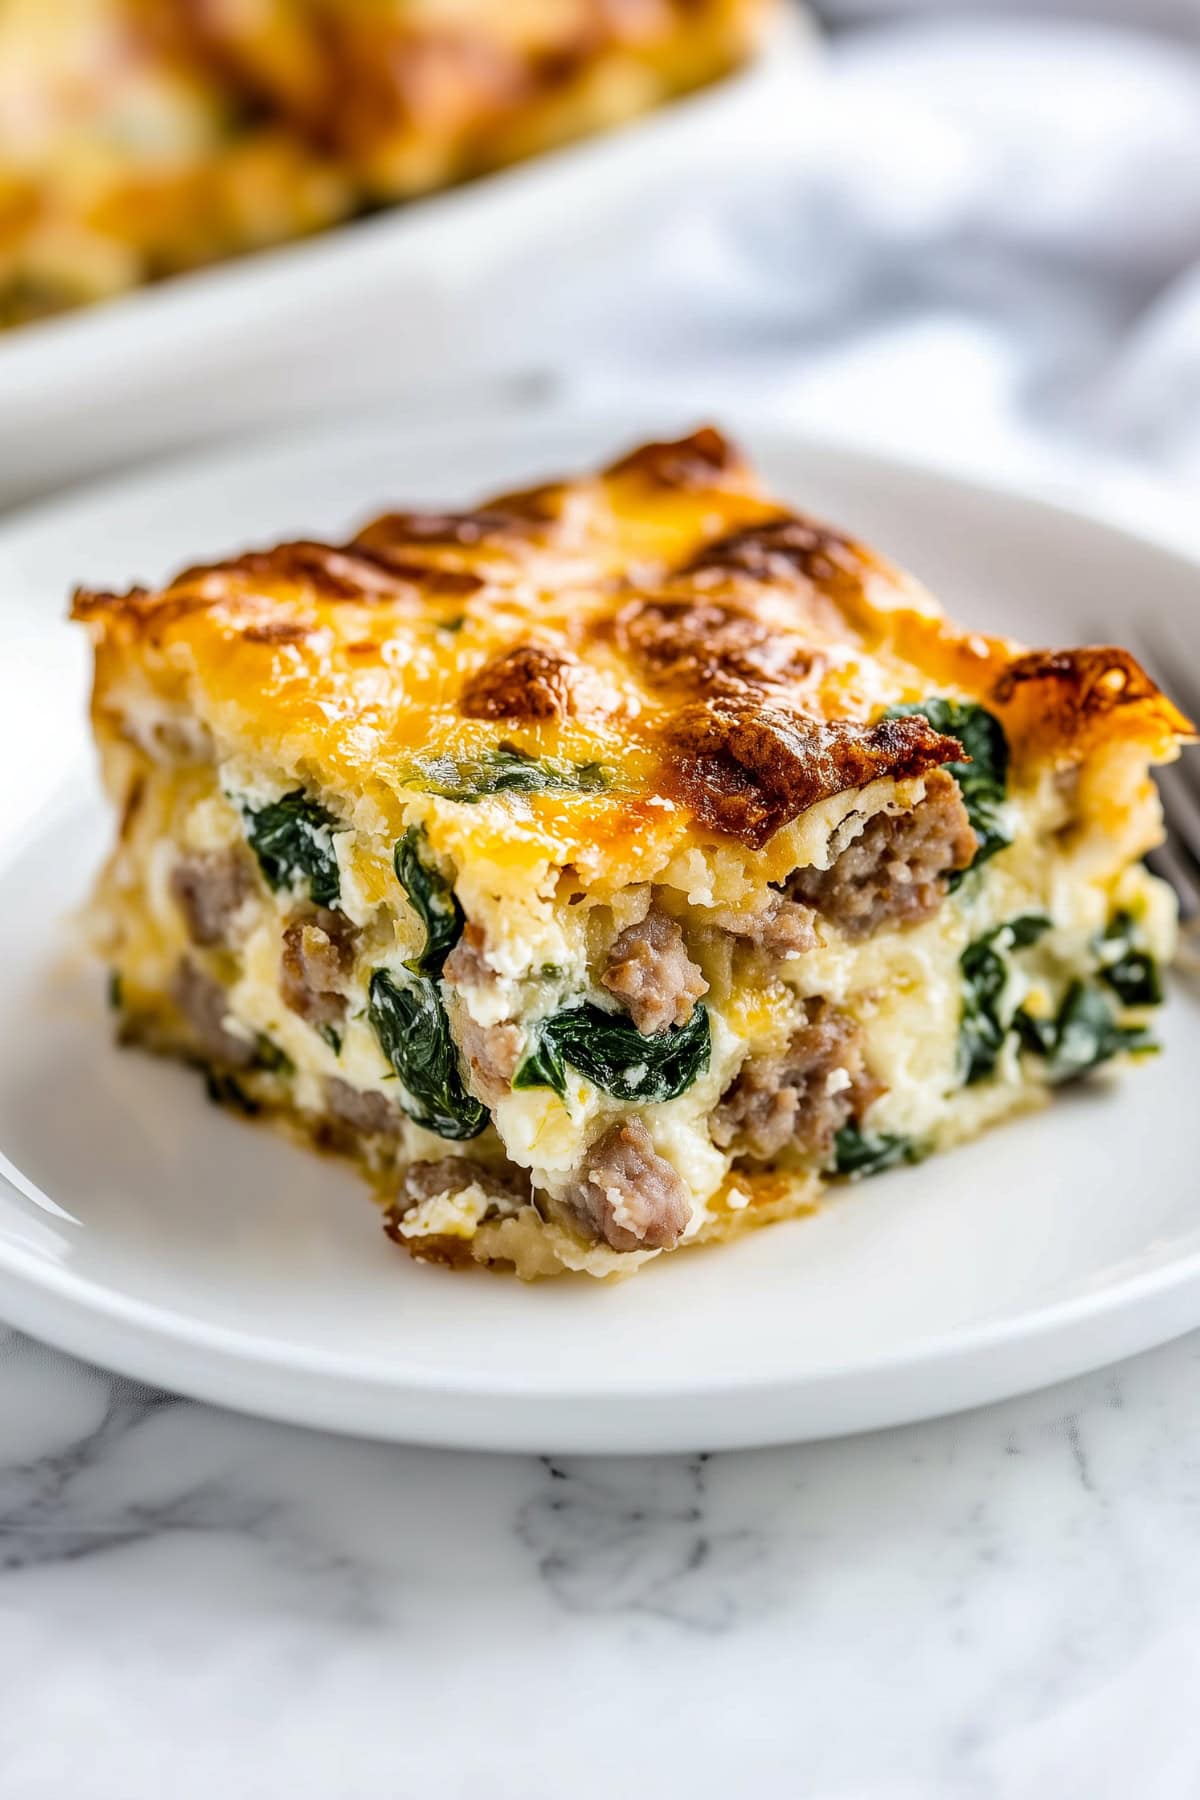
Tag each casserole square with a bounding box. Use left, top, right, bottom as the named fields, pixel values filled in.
left=73, top=428, right=1194, bottom=1276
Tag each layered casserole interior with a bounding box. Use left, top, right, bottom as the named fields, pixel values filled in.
left=73, top=428, right=1194, bottom=1278
left=1, top=0, right=771, bottom=326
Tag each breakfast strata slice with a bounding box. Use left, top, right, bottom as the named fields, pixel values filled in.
left=73, top=428, right=1195, bottom=1278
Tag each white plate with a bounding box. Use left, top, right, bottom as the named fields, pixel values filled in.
left=0, top=19, right=808, bottom=509
left=0, top=410, right=1197, bottom=1453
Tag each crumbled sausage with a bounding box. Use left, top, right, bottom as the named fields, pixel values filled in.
left=456, top=1013, right=523, bottom=1106
left=383, top=1157, right=530, bottom=1249
left=712, top=1000, right=882, bottom=1161
left=442, top=923, right=523, bottom=1104
left=324, top=1077, right=402, bottom=1139
left=169, top=848, right=255, bottom=947
left=280, top=908, right=357, bottom=1027
left=601, top=908, right=708, bottom=1036
left=659, top=697, right=965, bottom=850
left=615, top=596, right=814, bottom=698
left=398, top=1157, right=529, bottom=1209
left=563, top=1118, right=691, bottom=1253
left=442, top=921, right=490, bottom=991
left=707, top=893, right=818, bottom=956
left=787, top=770, right=977, bottom=939
left=171, top=958, right=256, bottom=1067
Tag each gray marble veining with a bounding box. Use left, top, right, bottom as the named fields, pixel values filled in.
left=3, top=1324, right=1200, bottom=1797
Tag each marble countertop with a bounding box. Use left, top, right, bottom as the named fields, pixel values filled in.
left=3, top=1325, right=1200, bottom=1798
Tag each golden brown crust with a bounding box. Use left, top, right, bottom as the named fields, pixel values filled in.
left=191, top=540, right=414, bottom=602
left=459, top=643, right=612, bottom=724
left=71, top=427, right=1195, bottom=871
left=991, top=646, right=1195, bottom=762
left=605, top=424, right=752, bottom=491
left=658, top=699, right=965, bottom=849
left=614, top=595, right=820, bottom=697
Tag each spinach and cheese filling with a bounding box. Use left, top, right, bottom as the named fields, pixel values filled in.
left=72, top=428, right=1195, bottom=1278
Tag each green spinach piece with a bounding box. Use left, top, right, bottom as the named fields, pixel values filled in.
left=834, top=1126, right=915, bottom=1178
left=394, top=827, right=464, bottom=977
left=368, top=969, right=487, bottom=1140
left=514, top=1001, right=710, bottom=1104
left=1014, top=981, right=1156, bottom=1084
left=253, top=1035, right=294, bottom=1077
left=319, top=1024, right=342, bottom=1056
left=959, top=913, right=1052, bottom=1085
left=242, top=789, right=343, bottom=907
left=203, top=1070, right=260, bottom=1115
left=404, top=745, right=611, bottom=804
left=885, top=697, right=1011, bottom=884
left=107, top=970, right=123, bottom=1012
left=1096, top=910, right=1163, bottom=1008
left=367, top=825, right=485, bottom=1139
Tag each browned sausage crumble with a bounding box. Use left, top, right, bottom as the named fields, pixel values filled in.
left=712, top=1000, right=882, bottom=1162
left=601, top=909, right=708, bottom=1036
left=787, top=770, right=977, bottom=940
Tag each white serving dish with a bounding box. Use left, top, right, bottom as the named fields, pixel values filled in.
left=0, top=21, right=810, bottom=510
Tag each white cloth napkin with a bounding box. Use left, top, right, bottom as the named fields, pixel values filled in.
left=486, top=13, right=1200, bottom=547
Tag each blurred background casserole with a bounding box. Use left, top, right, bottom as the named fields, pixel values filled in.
left=0, top=0, right=771, bottom=327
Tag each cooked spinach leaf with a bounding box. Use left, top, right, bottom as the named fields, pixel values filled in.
left=959, top=913, right=1052, bottom=1085
left=403, top=745, right=611, bottom=804
left=367, top=826, right=486, bottom=1138
left=253, top=1035, right=294, bottom=1077
left=885, top=697, right=1011, bottom=884
left=203, top=1070, right=260, bottom=1115
left=834, top=1126, right=915, bottom=1177
left=393, top=826, right=464, bottom=977
left=241, top=789, right=343, bottom=907
left=1096, top=910, right=1163, bottom=1008
left=1014, top=981, right=1156, bottom=1084
left=107, top=970, right=122, bottom=1012
left=368, top=969, right=487, bottom=1140
left=319, top=1024, right=342, bottom=1056
left=514, top=1001, right=710, bottom=1104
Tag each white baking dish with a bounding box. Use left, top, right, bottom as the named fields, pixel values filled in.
left=0, top=16, right=812, bottom=509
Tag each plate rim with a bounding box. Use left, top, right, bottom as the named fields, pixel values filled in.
left=1, top=405, right=1197, bottom=1451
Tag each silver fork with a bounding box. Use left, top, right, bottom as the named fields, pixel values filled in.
left=1126, top=623, right=1200, bottom=923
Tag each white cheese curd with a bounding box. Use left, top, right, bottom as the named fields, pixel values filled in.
left=218, top=756, right=286, bottom=814
left=492, top=1083, right=601, bottom=1175
left=459, top=971, right=523, bottom=1029
left=645, top=1109, right=726, bottom=1235
left=393, top=1183, right=494, bottom=1241
left=180, top=793, right=244, bottom=853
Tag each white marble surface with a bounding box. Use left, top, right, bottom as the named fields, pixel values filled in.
left=3, top=1324, right=1200, bottom=1797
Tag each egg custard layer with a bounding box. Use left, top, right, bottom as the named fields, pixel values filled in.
left=72, top=428, right=1195, bottom=1278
